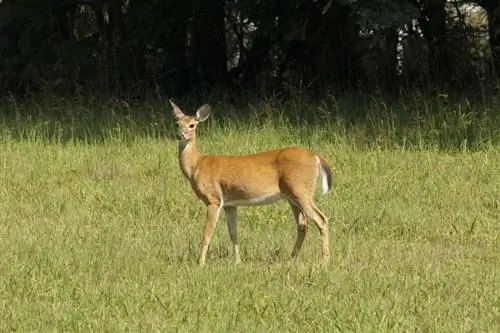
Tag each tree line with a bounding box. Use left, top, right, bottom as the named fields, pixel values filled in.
left=0, top=0, right=499, bottom=99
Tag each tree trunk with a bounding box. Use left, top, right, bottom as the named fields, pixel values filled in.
left=381, top=26, right=399, bottom=91
left=190, top=0, right=227, bottom=88
left=478, top=0, right=500, bottom=77
left=92, top=0, right=111, bottom=93
left=108, top=0, right=126, bottom=93
left=54, top=5, right=78, bottom=93
left=161, top=2, right=190, bottom=94
left=305, top=1, right=358, bottom=89
left=420, top=0, right=450, bottom=84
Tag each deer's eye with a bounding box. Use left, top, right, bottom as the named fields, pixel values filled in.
left=189, top=124, right=195, bottom=128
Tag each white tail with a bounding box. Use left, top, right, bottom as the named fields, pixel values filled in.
left=170, top=100, right=334, bottom=265
left=317, top=155, right=332, bottom=194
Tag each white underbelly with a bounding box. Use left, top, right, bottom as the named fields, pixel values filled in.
left=223, top=193, right=284, bottom=207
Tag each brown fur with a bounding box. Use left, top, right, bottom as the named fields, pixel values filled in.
left=170, top=100, right=334, bottom=265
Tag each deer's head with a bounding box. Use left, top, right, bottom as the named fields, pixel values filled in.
left=170, top=100, right=210, bottom=141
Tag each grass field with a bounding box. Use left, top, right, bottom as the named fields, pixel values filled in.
left=0, top=97, right=499, bottom=332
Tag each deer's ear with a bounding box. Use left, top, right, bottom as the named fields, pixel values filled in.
left=195, top=104, right=211, bottom=122
left=169, top=99, right=185, bottom=119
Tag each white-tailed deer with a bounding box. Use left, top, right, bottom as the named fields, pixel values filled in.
left=170, top=100, right=333, bottom=265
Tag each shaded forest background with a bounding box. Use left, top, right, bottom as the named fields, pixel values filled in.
left=0, top=0, right=499, bottom=103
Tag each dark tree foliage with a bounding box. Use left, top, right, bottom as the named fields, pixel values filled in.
left=0, top=0, right=498, bottom=99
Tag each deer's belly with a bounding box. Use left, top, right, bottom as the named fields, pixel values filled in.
left=223, top=193, right=284, bottom=207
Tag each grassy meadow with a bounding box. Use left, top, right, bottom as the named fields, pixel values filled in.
left=0, top=95, right=499, bottom=332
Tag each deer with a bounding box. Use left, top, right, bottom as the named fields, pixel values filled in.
left=170, top=100, right=334, bottom=265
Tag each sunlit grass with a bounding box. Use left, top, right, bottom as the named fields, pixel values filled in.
left=0, top=96, right=499, bottom=332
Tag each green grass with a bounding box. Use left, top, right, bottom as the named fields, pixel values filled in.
left=0, top=96, right=499, bottom=332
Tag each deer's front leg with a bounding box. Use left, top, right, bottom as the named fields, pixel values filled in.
left=224, top=206, right=241, bottom=264
left=199, top=204, right=221, bottom=265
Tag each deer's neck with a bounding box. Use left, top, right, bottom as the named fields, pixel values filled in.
left=178, top=138, right=203, bottom=180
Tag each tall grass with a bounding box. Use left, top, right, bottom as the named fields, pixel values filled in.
left=0, top=94, right=499, bottom=332
left=1, top=92, right=499, bottom=149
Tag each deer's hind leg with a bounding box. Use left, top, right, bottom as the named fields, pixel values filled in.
left=281, top=170, right=331, bottom=264
left=288, top=200, right=308, bottom=261
left=286, top=194, right=331, bottom=264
